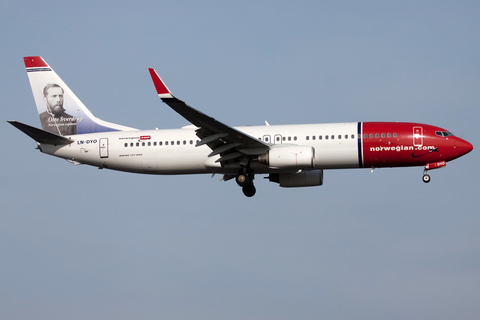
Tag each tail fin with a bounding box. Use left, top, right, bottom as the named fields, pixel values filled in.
left=24, top=56, right=135, bottom=136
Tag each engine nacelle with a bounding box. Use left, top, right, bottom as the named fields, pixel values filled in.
left=258, top=145, right=315, bottom=169
left=268, top=170, right=324, bottom=188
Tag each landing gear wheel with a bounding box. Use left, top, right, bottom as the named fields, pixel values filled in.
left=235, top=173, right=253, bottom=187
left=242, top=184, right=256, bottom=197
left=236, top=173, right=250, bottom=187
left=422, top=174, right=431, bottom=183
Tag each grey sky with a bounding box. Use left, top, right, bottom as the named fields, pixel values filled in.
left=1, top=1, right=479, bottom=319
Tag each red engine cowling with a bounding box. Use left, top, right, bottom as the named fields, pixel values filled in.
left=268, top=170, right=324, bottom=187
left=258, top=145, right=315, bottom=169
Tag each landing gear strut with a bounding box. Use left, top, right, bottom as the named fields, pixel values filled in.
left=422, top=169, right=431, bottom=183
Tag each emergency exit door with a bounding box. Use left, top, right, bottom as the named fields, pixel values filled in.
left=413, top=127, right=423, bottom=147
left=99, top=138, right=109, bottom=158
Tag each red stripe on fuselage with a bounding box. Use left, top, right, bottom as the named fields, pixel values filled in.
left=361, top=122, right=467, bottom=168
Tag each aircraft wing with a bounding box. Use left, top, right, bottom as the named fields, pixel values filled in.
left=148, top=69, right=270, bottom=163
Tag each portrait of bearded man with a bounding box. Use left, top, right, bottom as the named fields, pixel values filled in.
left=39, top=83, right=77, bottom=135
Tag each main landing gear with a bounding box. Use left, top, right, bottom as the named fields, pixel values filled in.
left=236, top=171, right=256, bottom=197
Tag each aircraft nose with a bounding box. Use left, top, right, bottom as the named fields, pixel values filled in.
left=455, top=138, right=473, bottom=157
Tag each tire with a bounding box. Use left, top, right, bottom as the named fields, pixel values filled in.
left=242, top=184, right=256, bottom=197
left=422, top=174, right=431, bottom=183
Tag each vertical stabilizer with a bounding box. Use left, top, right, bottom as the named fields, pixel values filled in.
left=24, top=56, right=135, bottom=136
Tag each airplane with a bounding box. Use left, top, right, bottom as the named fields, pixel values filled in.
left=9, top=56, right=473, bottom=197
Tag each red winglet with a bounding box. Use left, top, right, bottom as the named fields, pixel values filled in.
left=24, top=56, right=49, bottom=68
left=148, top=68, right=171, bottom=96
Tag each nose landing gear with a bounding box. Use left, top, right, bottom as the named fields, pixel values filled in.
left=422, top=171, right=431, bottom=183
left=422, top=161, right=447, bottom=183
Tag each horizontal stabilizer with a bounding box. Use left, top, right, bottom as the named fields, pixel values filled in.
left=8, top=120, right=74, bottom=145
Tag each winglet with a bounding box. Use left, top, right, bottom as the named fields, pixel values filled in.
left=148, top=68, right=173, bottom=99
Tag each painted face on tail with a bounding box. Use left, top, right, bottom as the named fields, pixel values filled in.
left=44, top=86, right=64, bottom=115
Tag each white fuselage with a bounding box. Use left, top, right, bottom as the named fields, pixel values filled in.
left=41, top=122, right=361, bottom=174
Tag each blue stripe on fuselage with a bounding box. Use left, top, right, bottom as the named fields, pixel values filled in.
left=357, top=122, right=363, bottom=168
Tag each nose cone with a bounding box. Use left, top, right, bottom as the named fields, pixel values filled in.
left=455, top=138, right=473, bottom=157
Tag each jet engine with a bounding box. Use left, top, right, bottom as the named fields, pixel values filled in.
left=258, top=145, right=315, bottom=169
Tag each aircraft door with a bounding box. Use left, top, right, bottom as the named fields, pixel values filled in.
left=99, top=138, right=109, bottom=158
left=413, top=126, right=423, bottom=147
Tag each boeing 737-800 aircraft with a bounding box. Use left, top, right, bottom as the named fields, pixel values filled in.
left=9, top=56, right=473, bottom=197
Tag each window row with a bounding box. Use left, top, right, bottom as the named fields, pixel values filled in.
left=124, top=140, right=199, bottom=147
left=261, top=134, right=357, bottom=142
left=306, top=134, right=356, bottom=141
left=123, top=132, right=399, bottom=148
left=364, top=133, right=397, bottom=139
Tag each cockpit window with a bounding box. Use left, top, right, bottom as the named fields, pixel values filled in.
left=435, top=131, right=455, bottom=137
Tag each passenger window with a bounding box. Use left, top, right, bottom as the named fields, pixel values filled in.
left=393, top=133, right=397, bottom=137
left=165, top=141, right=168, bottom=145
left=312, top=136, right=316, bottom=140
left=375, top=133, right=379, bottom=138
left=142, top=142, right=145, bottom=146
left=190, top=140, right=193, bottom=144
left=381, top=133, right=385, bottom=138
left=148, top=142, right=151, bottom=146
left=136, top=142, right=139, bottom=147
left=331, top=135, right=334, bottom=140
left=352, top=134, right=355, bottom=139
left=345, top=134, right=348, bottom=139
left=387, top=133, right=391, bottom=138
left=338, top=135, right=341, bottom=139
left=124, top=143, right=127, bottom=147
left=306, top=136, right=309, bottom=140
left=183, top=140, right=186, bottom=145
left=130, top=142, right=133, bottom=147
left=283, top=137, right=286, bottom=141
left=276, top=136, right=280, bottom=142
left=288, top=137, right=291, bottom=141
left=154, top=142, right=157, bottom=146
left=369, top=134, right=373, bottom=138
left=319, top=135, right=322, bottom=140
left=177, top=141, right=180, bottom=145
left=294, top=136, right=297, bottom=141
left=171, top=141, right=174, bottom=145
left=325, top=135, right=329, bottom=140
